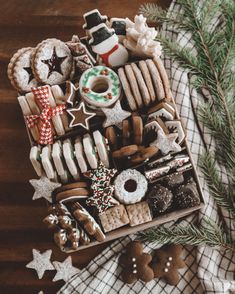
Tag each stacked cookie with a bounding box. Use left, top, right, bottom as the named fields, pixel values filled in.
left=30, top=131, right=110, bottom=183
left=118, top=58, right=171, bottom=111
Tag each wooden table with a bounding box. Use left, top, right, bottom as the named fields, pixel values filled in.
left=0, top=0, right=171, bottom=292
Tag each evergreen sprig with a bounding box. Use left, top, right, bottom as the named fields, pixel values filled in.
left=139, top=0, right=235, bottom=251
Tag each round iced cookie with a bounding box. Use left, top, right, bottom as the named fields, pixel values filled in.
left=79, top=65, right=121, bottom=108
left=114, top=169, right=148, bottom=204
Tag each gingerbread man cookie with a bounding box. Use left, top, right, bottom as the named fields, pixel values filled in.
left=119, top=241, right=154, bottom=284
left=151, top=244, right=186, bottom=286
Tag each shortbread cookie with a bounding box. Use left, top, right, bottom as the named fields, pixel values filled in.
left=72, top=203, right=106, bottom=242
left=122, top=119, right=131, bottom=146
left=62, top=139, right=80, bottom=181
left=138, top=60, right=156, bottom=103
left=125, top=64, right=143, bottom=108
left=112, top=144, right=138, bottom=159
left=114, top=169, right=148, bottom=204
left=54, top=181, right=88, bottom=194
left=105, top=126, right=118, bottom=150
left=52, top=141, right=68, bottom=183
left=33, top=39, right=72, bottom=85
left=10, top=47, right=38, bottom=92
left=146, top=59, right=165, bottom=101
left=99, top=204, right=129, bottom=232
left=130, top=146, right=159, bottom=165
left=126, top=201, right=152, bottom=226
left=56, top=188, right=89, bottom=202
left=118, top=67, right=137, bottom=111
left=131, top=63, right=150, bottom=106
left=30, top=145, right=42, bottom=177
left=41, top=145, right=57, bottom=180
left=153, top=57, right=171, bottom=100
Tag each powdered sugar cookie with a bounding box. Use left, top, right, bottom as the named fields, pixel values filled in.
left=7, top=47, right=32, bottom=91
left=33, top=39, right=72, bottom=85
left=146, top=59, right=165, bottom=101
left=138, top=60, right=156, bottom=103
left=131, top=63, right=151, bottom=106
left=114, top=169, right=148, bottom=204
left=125, top=64, right=143, bottom=108
left=118, top=67, right=137, bottom=111
left=12, top=48, right=38, bottom=92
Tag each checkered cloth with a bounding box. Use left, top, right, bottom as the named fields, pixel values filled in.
left=59, top=1, right=235, bottom=293
left=26, top=85, right=65, bottom=145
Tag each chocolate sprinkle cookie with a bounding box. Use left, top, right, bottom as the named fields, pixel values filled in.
left=147, top=184, right=173, bottom=216
left=165, top=172, right=184, bottom=188
left=174, top=181, right=200, bottom=209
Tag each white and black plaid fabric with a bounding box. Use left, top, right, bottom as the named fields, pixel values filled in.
left=59, top=1, right=235, bottom=293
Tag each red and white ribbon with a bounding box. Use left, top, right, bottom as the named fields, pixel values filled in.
left=25, top=86, right=66, bottom=145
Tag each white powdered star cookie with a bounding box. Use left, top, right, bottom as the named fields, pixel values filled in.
left=93, top=130, right=110, bottom=167
left=131, top=63, right=151, bottom=106
left=30, top=145, right=42, bottom=177
left=118, top=67, right=137, bottom=111
left=52, top=141, right=69, bottom=184
left=83, top=134, right=98, bottom=169
left=63, top=139, right=80, bottom=181
left=146, top=59, right=165, bottom=101
left=74, top=137, right=88, bottom=173
left=125, top=64, right=143, bottom=108
left=33, top=39, right=73, bottom=85
left=138, top=60, right=156, bottom=103
left=114, top=169, right=148, bottom=204
left=41, top=145, right=58, bottom=181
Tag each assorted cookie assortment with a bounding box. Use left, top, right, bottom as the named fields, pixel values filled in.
left=9, top=9, right=203, bottom=253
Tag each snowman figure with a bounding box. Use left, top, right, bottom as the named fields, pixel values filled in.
left=88, top=23, right=129, bottom=67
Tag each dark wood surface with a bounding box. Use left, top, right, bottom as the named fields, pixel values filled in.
left=0, top=1, right=171, bottom=293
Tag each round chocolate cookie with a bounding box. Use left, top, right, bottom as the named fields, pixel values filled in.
left=174, top=181, right=200, bottom=209
left=165, top=172, right=184, bottom=188
left=147, top=184, right=173, bottom=216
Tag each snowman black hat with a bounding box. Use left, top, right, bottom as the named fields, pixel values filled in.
left=89, top=23, right=117, bottom=46
left=83, top=9, right=107, bottom=30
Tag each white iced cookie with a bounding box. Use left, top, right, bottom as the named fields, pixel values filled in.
left=62, top=139, right=80, bottom=181
left=89, top=23, right=128, bottom=67
left=93, top=130, right=109, bottom=168
left=83, top=134, right=98, bottom=169
left=74, top=137, right=88, bottom=173
left=41, top=145, right=57, bottom=181
left=114, top=169, right=148, bottom=204
left=52, top=141, right=69, bottom=183
left=79, top=65, right=121, bottom=108
left=30, top=145, right=42, bottom=177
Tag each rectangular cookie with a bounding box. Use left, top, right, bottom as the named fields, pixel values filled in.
left=99, top=204, right=129, bottom=232
left=126, top=201, right=152, bottom=227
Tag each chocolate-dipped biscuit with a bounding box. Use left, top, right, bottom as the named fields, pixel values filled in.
left=147, top=185, right=173, bottom=216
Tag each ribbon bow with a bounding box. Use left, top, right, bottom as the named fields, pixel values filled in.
left=25, top=86, right=66, bottom=145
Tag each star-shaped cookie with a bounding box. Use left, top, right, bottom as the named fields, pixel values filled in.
left=67, top=101, right=96, bottom=129
left=102, top=100, right=131, bottom=128
left=26, top=249, right=54, bottom=279
left=29, top=176, right=61, bottom=202
left=53, top=256, right=79, bottom=282
left=151, top=129, right=181, bottom=155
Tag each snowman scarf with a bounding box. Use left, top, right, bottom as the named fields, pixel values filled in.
left=59, top=1, right=235, bottom=293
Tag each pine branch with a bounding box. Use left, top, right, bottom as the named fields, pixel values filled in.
left=138, top=219, right=235, bottom=253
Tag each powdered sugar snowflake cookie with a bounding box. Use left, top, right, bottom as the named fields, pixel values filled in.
left=8, top=47, right=38, bottom=92
left=33, top=39, right=73, bottom=85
